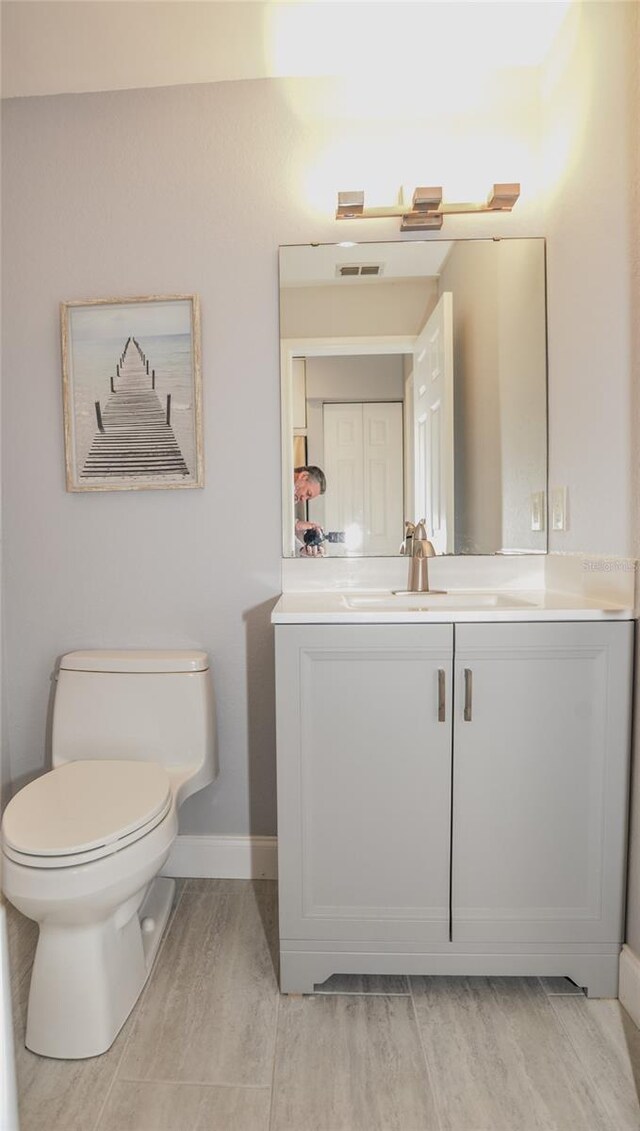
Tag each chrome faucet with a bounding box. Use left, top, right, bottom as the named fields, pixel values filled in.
left=399, top=518, right=437, bottom=593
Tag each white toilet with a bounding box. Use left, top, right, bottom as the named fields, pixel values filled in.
left=1, top=649, right=218, bottom=1060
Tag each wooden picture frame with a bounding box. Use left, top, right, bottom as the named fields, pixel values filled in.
left=61, top=294, right=203, bottom=491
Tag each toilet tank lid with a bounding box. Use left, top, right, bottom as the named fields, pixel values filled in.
left=59, top=650, right=209, bottom=674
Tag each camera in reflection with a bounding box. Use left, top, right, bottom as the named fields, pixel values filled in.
left=303, top=529, right=346, bottom=548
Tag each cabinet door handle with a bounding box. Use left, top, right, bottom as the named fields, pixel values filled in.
left=438, top=669, right=446, bottom=722
left=463, top=668, right=473, bottom=721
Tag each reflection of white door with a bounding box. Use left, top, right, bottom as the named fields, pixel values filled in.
left=413, top=293, right=454, bottom=553
left=323, top=402, right=403, bottom=554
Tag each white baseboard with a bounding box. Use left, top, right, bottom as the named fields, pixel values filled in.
left=619, top=945, right=640, bottom=1025
left=161, top=834, right=278, bottom=880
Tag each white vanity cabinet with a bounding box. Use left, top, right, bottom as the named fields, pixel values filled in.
left=275, top=619, right=633, bottom=997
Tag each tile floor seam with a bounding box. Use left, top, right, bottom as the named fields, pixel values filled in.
left=89, top=892, right=189, bottom=1131
left=408, top=980, right=445, bottom=1131
left=546, top=994, right=634, bottom=1131
left=536, top=991, right=617, bottom=1131
left=106, top=1077, right=273, bottom=1090
left=115, top=880, right=279, bottom=1092
left=100, top=880, right=187, bottom=1122
left=267, top=987, right=281, bottom=1131
left=115, top=880, right=186, bottom=1034
left=90, top=1031, right=134, bottom=1131
left=426, top=977, right=619, bottom=1131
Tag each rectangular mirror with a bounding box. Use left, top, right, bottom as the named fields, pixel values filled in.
left=280, top=238, right=547, bottom=557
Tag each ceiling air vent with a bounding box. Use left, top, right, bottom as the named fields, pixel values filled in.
left=337, top=263, right=383, bottom=278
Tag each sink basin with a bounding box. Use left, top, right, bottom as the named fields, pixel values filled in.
left=343, top=591, right=538, bottom=611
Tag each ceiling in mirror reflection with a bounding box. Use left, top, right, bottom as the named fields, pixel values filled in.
left=280, top=239, right=547, bottom=559
left=279, top=242, right=453, bottom=287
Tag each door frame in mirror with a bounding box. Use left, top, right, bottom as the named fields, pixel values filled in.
left=281, top=335, right=416, bottom=558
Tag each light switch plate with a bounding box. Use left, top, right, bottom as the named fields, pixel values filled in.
left=551, top=487, right=568, bottom=531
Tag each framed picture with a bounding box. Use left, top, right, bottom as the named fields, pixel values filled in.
left=60, top=294, right=203, bottom=491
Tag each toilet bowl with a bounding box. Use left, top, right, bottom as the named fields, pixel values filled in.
left=1, top=650, right=218, bottom=1059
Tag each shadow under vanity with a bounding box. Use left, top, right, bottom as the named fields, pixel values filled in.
left=274, top=236, right=634, bottom=1000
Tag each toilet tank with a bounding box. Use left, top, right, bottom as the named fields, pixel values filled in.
left=52, top=650, right=218, bottom=803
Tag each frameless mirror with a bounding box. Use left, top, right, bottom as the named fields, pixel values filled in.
left=280, top=238, right=547, bottom=557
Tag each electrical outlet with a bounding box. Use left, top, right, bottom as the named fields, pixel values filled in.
left=551, top=487, right=568, bottom=531
left=530, top=491, right=545, bottom=532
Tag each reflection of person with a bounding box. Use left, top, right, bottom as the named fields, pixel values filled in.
left=294, top=465, right=326, bottom=557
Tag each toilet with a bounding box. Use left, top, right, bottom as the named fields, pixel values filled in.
left=1, top=649, right=218, bottom=1060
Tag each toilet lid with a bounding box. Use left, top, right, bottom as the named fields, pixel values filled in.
left=2, top=760, right=172, bottom=858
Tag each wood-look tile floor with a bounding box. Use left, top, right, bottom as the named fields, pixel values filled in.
left=7, top=879, right=640, bottom=1131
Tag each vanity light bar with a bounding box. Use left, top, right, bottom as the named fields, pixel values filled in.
left=336, top=183, right=520, bottom=231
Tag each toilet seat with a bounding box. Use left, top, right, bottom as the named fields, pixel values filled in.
left=2, top=760, right=172, bottom=869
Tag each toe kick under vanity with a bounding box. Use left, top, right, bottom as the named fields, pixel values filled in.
left=272, top=590, right=634, bottom=998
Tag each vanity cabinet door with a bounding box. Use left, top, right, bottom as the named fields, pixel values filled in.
left=276, top=624, right=453, bottom=944
left=451, top=621, right=633, bottom=945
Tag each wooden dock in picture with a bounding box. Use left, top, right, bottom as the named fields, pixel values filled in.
left=81, top=338, right=189, bottom=479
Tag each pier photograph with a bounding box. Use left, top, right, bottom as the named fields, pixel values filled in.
left=61, top=294, right=203, bottom=490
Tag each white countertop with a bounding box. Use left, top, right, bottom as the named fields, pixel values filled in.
left=271, top=589, right=634, bottom=624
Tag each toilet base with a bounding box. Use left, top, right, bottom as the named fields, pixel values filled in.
left=25, top=876, right=175, bottom=1059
